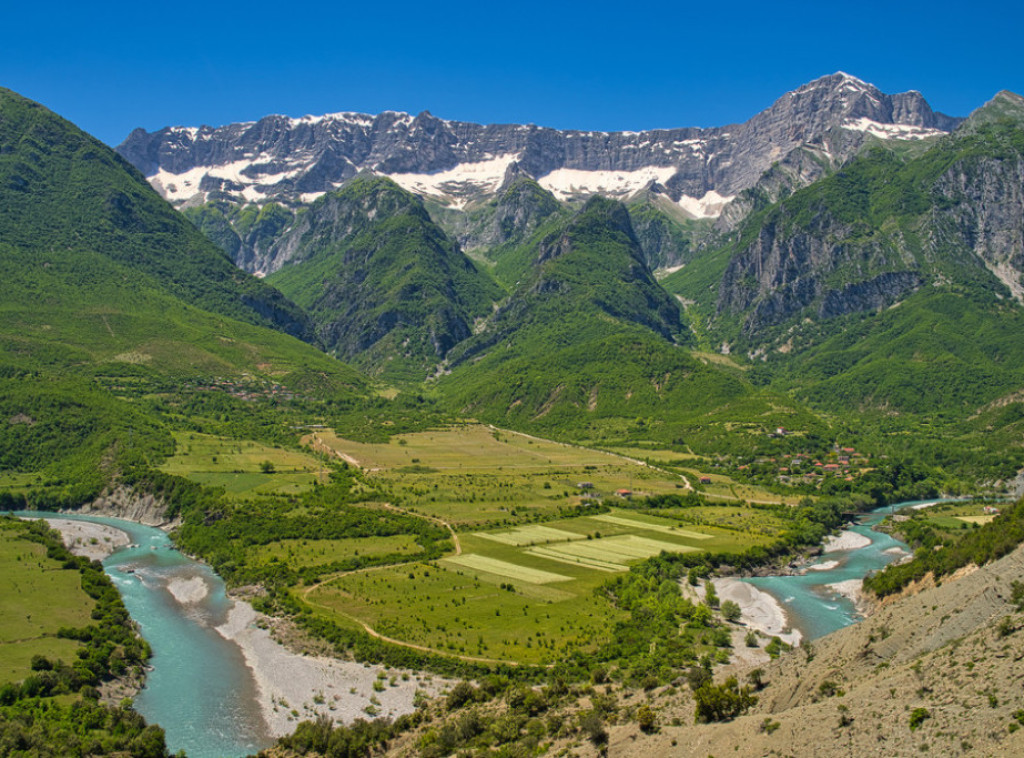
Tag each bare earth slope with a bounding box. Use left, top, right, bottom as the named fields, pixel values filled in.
left=608, top=544, right=1024, bottom=757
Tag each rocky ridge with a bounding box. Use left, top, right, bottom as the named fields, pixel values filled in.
left=683, top=90, right=1024, bottom=345
left=117, top=73, right=958, bottom=234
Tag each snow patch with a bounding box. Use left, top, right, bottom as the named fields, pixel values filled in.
left=168, top=126, right=199, bottom=140
left=538, top=166, right=677, bottom=201
left=149, top=158, right=308, bottom=204
left=290, top=111, right=375, bottom=127
left=385, top=153, right=520, bottom=208
left=677, top=189, right=734, bottom=219
left=842, top=117, right=946, bottom=140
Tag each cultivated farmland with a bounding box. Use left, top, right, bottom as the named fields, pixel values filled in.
left=306, top=424, right=696, bottom=526
left=160, top=431, right=326, bottom=497
left=305, top=505, right=773, bottom=665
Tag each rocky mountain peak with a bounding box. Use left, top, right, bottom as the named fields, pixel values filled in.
left=117, top=75, right=964, bottom=267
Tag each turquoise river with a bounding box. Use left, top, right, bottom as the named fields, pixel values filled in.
left=11, top=500, right=945, bottom=756
left=742, top=499, right=953, bottom=640
left=13, top=511, right=271, bottom=758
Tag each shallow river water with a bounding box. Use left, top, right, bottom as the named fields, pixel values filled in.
left=742, top=499, right=950, bottom=640
left=14, top=511, right=270, bottom=758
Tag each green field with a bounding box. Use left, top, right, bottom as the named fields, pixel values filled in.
left=309, top=424, right=711, bottom=527
left=249, top=535, right=423, bottom=568
left=908, top=501, right=998, bottom=531
left=306, top=506, right=772, bottom=664
left=160, top=431, right=326, bottom=497
left=0, top=522, right=93, bottom=684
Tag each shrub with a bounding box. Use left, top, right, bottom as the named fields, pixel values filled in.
left=637, top=704, right=657, bottom=733
left=445, top=681, right=476, bottom=711
left=693, top=677, right=758, bottom=723
left=909, top=707, right=931, bottom=731
left=721, top=600, right=742, bottom=622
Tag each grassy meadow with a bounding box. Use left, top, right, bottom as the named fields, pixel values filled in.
left=307, top=424, right=704, bottom=527
left=160, top=431, right=326, bottom=497
left=0, top=522, right=93, bottom=684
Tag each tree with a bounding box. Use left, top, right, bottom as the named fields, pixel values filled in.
left=259, top=460, right=276, bottom=474
left=705, top=580, right=719, bottom=609
left=721, top=600, right=742, bottom=622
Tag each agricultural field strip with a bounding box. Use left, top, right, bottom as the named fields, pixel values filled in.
left=541, top=535, right=701, bottom=562
left=313, top=425, right=692, bottom=481
left=474, top=525, right=587, bottom=546
left=441, top=554, right=571, bottom=584
left=524, top=547, right=627, bottom=572
left=591, top=513, right=713, bottom=539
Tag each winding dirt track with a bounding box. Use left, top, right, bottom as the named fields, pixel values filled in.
left=295, top=503, right=522, bottom=665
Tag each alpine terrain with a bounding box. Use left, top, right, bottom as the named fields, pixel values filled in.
left=2, top=72, right=1024, bottom=758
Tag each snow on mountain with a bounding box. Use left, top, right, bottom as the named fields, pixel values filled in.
left=842, top=117, right=947, bottom=140
left=538, top=166, right=678, bottom=201
left=388, top=154, right=521, bottom=209
left=117, top=73, right=961, bottom=218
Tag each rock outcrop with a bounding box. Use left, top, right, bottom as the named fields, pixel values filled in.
left=77, top=485, right=175, bottom=528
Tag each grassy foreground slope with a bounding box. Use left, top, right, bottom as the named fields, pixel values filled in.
left=0, top=517, right=170, bottom=757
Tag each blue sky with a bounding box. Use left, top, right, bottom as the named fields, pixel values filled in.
left=4, top=1, right=1022, bottom=146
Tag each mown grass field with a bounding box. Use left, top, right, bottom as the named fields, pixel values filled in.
left=160, top=431, right=326, bottom=497
left=307, top=424, right=698, bottom=526
left=0, top=523, right=92, bottom=684
left=249, top=534, right=422, bottom=568
left=306, top=507, right=775, bottom=665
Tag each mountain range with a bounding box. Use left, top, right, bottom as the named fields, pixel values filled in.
left=117, top=73, right=959, bottom=272
left=5, top=72, right=1024, bottom=485
left=5, top=72, right=1024, bottom=758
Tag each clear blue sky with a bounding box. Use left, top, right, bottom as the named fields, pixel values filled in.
left=4, top=0, right=1022, bottom=146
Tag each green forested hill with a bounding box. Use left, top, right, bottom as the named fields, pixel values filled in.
left=0, top=87, right=311, bottom=339
left=268, top=176, right=502, bottom=381
left=439, top=197, right=821, bottom=448
left=663, top=92, right=1024, bottom=421
left=0, top=89, right=373, bottom=504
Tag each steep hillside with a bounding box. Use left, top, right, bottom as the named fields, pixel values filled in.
left=265, top=176, right=502, bottom=380
left=664, top=91, right=1024, bottom=426
left=602, top=530, right=1024, bottom=757
left=0, top=87, right=311, bottom=340
left=438, top=197, right=819, bottom=447
left=0, top=88, right=372, bottom=504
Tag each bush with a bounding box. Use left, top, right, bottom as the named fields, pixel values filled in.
left=721, top=600, right=742, bottom=622
left=636, top=703, right=657, bottom=733
left=693, top=677, right=758, bottom=723
left=579, top=711, right=608, bottom=745
left=909, top=707, right=931, bottom=731
left=446, top=681, right=477, bottom=711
